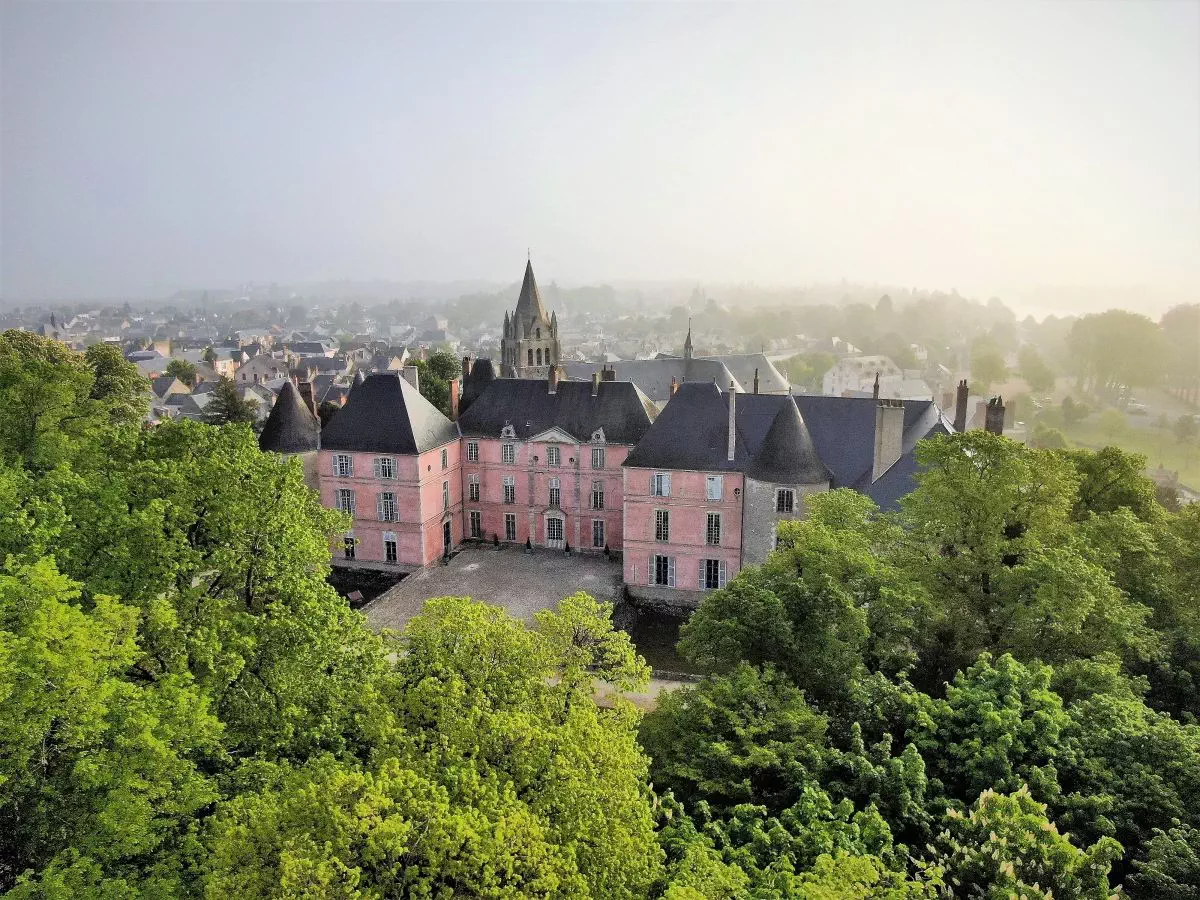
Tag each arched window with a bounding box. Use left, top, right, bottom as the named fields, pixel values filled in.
left=536, top=327, right=541, bottom=339
left=536, top=348, right=543, bottom=366
left=528, top=348, right=534, bottom=366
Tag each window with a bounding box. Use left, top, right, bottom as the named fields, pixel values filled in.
left=655, top=509, right=670, bottom=542
left=502, top=443, right=515, bottom=465
left=536, top=348, right=543, bottom=366
left=373, top=456, right=395, bottom=479
left=536, top=327, right=541, bottom=339
left=469, top=510, right=482, bottom=538
left=591, top=447, right=605, bottom=469
left=466, top=440, right=479, bottom=462
left=383, top=531, right=397, bottom=563
left=343, top=535, right=356, bottom=560
left=442, top=481, right=450, bottom=510
left=706, top=475, right=723, bottom=501
left=334, top=454, right=353, bottom=477
left=467, top=474, right=480, bottom=502
left=504, top=513, right=517, bottom=541
left=546, top=517, right=563, bottom=543
left=547, top=445, right=560, bottom=467
left=592, top=519, right=605, bottom=548
left=706, top=513, right=721, bottom=546
left=591, top=480, right=604, bottom=510
left=377, top=492, right=397, bottom=522
left=503, top=476, right=516, bottom=504
left=701, top=559, right=728, bottom=590
left=441, top=448, right=448, bottom=470
left=651, top=472, right=671, bottom=497
left=528, top=349, right=534, bottom=366
left=335, top=488, right=356, bottom=515
left=548, top=477, right=561, bottom=508
left=652, top=554, right=675, bottom=587
left=776, top=489, right=795, bottom=513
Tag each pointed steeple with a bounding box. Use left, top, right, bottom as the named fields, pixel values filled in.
left=683, top=318, right=694, bottom=361
left=550, top=309, right=558, bottom=333
left=514, top=258, right=548, bottom=327
left=258, top=381, right=320, bottom=454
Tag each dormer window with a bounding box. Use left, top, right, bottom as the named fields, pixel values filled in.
left=501, top=424, right=516, bottom=439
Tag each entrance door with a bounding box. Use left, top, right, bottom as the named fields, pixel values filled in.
left=545, top=516, right=564, bottom=550
left=443, top=520, right=452, bottom=554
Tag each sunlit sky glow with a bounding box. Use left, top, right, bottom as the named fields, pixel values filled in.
left=2, top=1, right=1198, bottom=311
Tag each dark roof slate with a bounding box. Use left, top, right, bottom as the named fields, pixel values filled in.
left=562, top=358, right=735, bottom=404
left=258, top=381, right=320, bottom=454
left=744, top=397, right=832, bottom=484
left=320, top=372, right=458, bottom=454
left=513, top=260, right=548, bottom=326
left=457, top=377, right=658, bottom=445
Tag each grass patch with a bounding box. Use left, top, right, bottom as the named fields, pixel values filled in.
left=1064, top=420, right=1200, bottom=488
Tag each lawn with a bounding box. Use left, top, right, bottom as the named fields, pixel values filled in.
left=1064, top=419, right=1200, bottom=489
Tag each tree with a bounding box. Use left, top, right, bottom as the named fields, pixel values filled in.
left=1062, top=395, right=1089, bottom=427
left=1175, top=414, right=1198, bottom=446
left=414, top=350, right=460, bottom=416
left=969, top=339, right=1007, bottom=394
left=164, top=358, right=197, bottom=387
left=84, top=344, right=148, bottom=425
left=1161, top=304, right=1200, bottom=404
left=1018, top=344, right=1056, bottom=395
left=1097, top=408, right=1129, bottom=441
left=202, top=376, right=258, bottom=426
left=1126, top=822, right=1200, bottom=900
left=1068, top=310, right=1166, bottom=395
left=202, top=346, right=218, bottom=364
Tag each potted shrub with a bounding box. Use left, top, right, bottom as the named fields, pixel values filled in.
left=493, top=533, right=500, bottom=550
left=564, top=540, right=571, bottom=557
left=524, top=537, right=533, bottom=554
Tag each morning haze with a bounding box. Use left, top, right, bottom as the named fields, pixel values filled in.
left=2, top=1, right=1198, bottom=315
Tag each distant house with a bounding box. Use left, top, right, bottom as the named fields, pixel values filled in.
left=236, top=354, right=291, bottom=386
left=150, top=375, right=188, bottom=402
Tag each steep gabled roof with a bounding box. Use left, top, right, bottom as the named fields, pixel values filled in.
left=320, top=372, right=458, bottom=454
left=457, top=378, right=657, bottom=445
left=258, top=381, right=321, bottom=454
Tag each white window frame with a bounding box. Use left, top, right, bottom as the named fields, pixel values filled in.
left=466, top=440, right=479, bottom=462
left=655, top=509, right=670, bottom=542
left=501, top=443, right=516, bottom=465
left=706, top=475, right=723, bottom=501
left=592, top=518, right=605, bottom=548
left=706, top=512, right=721, bottom=546
left=503, top=475, right=516, bottom=504
left=334, top=454, right=353, bottom=478
left=651, top=472, right=671, bottom=497
left=504, top=513, right=517, bottom=541
left=652, top=554, right=675, bottom=587
left=374, top=456, right=396, bottom=479
left=441, top=448, right=448, bottom=470
left=700, top=558, right=728, bottom=590
left=591, top=447, right=605, bottom=470
left=776, top=488, right=795, bottom=513
left=547, top=445, right=561, bottom=467
left=335, top=488, right=356, bottom=515
left=591, top=480, right=604, bottom=510
left=467, top=474, right=480, bottom=502
left=383, top=531, right=398, bottom=563
left=377, top=491, right=397, bottom=522
left=469, top=510, right=482, bottom=538
left=546, top=516, right=564, bottom=544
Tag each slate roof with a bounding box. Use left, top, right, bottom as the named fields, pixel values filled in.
left=150, top=375, right=182, bottom=399
left=320, top=372, right=458, bottom=454
left=460, top=357, right=499, bottom=414
left=623, top=382, right=826, bottom=480
left=258, top=381, right=320, bottom=454
left=562, top=358, right=736, bottom=405
left=457, top=377, right=658, bottom=445
left=513, top=260, right=548, bottom=328
left=706, top=354, right=790, bottom=394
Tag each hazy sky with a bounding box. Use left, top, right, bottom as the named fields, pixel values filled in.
left=2, top=1, right=1198, bottom=308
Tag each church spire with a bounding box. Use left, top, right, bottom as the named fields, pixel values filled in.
left=683, top=318, right=693, bottom=361
left=514, top=258, right=548, bottom=327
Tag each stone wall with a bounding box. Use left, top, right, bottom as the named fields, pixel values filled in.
left=741, top=476, right=828, bottom=566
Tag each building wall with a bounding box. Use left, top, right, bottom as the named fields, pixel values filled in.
left=460, top=436, right=629, bottom=552
left=741, top=476, right=828, bottom=567
left=622, top=467, right=744, bottom=600
left=318, top=441, right=461, bottom=568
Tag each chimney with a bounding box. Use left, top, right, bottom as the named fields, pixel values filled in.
left=297, top=381, right=317, bottom=418
left=548, top=365, right=559, bottom=394
left=592, top=371, right=600, bottom=396
left=461, top=355, right=471, bottom=382
left=449, top=378, right=461, bottom=421
left=753, top=368, right=760, bottom=394
left=873, top=399, right=905, bottom=482
left=953, top=379, right=969, bottom=432
left=670, top=376, right=678, bottom=397
left=727, top=381, right=737, bottom=462
left=401, top=365, right=420, bottom=393
left=985, top=396, right=1005, bottom=435
left=601, top=364, right=616, bottom=382
left=872, top=372, right=880, bottom=400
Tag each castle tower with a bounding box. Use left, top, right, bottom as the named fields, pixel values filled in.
left=501, top=258, right=561, bottom=378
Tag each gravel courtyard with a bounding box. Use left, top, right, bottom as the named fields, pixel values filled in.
left=362, top=545, right=624, bottom=631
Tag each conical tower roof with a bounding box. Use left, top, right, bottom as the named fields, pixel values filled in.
left=513, top=259, right=548, bottom=326
left=744, top=398, right=831, bottom=484
left=258, top=381, right=320, bottom=454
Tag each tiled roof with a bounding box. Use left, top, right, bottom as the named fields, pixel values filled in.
left=258, top=381, right=320, bottom=454
left=457, top=377, right=657, bottom=445
left=320, top=372, right=458, bottom=454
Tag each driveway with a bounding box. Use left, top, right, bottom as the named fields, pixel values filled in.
left=362, top=545, right=624, bottom=631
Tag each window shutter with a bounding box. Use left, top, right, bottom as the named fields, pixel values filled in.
left=373, top=458, right=381, bottom=478
left=719, top=561, right=727, bottom=587
left=668, top=557, right=676, bottom=587
left=698, top=560, right=704, bottom=590
left=332, top=456, right=339, bottom=476
left=649, top=472, right=654, bottom=493
left=376, top=494, right=384, bottom=520
left=664, top=473, right=671, bottom=496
